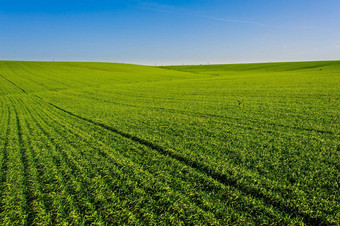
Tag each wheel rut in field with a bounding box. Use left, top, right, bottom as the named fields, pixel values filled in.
left=0, top=73, right=28, bottom=94
left=31, top=96, right=288, bottom=223
left=70, top=91, right=334, bottom=136
left=34, top=94, right=326, bottom=225
left=0, top=73, right=327, bottom=224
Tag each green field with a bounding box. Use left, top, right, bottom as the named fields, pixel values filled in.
left=0, top=60, right=339, bottom=225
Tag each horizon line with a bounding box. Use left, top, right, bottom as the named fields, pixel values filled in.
left=0, top=59, right=339, bottom=67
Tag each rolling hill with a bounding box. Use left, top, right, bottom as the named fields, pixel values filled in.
left=0, top=60, right=339, bottom=225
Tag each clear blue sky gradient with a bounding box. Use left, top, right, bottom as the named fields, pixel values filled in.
left=1, top=0, right=339, bottom=65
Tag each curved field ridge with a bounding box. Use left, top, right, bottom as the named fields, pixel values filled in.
left=0, top=60, right=339, bottom=225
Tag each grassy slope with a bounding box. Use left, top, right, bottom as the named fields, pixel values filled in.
left=0, top=60, right=339, bottom=225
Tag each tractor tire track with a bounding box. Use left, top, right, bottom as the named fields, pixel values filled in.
left=34, top=94, right=326, bottom=225
left=30, top=97, right=220, bottom=224
left=70, top=91, right=335, bottom=136
left=42, top=105, right=294, bottom=224
left=0, top=73, right=28, bottom=94
left=0, top=70, right=329, bottom=224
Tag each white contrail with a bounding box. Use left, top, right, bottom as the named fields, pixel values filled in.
left=138, top=6, right=270, bottom=27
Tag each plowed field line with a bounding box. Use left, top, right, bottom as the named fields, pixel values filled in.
left=0, top=72, right=326, bottom=224
left=34, top=94, right=325, bottom=225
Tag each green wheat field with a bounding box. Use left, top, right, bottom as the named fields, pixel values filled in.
left=0, top=60, right=339, bottom=225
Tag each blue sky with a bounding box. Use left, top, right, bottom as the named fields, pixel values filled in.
left=1, top=0, right=339, bottom=65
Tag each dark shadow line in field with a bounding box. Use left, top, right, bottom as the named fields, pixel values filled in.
left=8, top=64, right=52, bottom=90
left=160, top=66, right=221, bottom=75
left=33, top=96, right=284, bottom=224
left=0, top=73, right=28, bottom=94
left=0, top=70, right=330, bottom=224
left=34, top=98, right=283, bottom=223
left=31, top=96, right=218, bottom=220
left=28, top=100, right=183, bottom=223
left=158, top=66, right=222, bottom=77
left=71, top=91, right=334, bottom=136
left=34, top=94, right=326, bottom=225
left=160, top=61, right=333, bottom=73
left=18, top=62, right=88, bottom=88
left=31, top=97, right=169, bottom=223
left=1, top=70, right=334, bottom=136
left=11, top=62, right=77, bottom=90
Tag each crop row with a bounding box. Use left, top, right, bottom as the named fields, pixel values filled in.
left=0, top=60, right=339, bottom=224
left=39, top=88, right=338, bottom=224
left=0, top=93, right=303, bottom=225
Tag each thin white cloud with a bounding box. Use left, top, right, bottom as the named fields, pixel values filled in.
left=135, top=3, right=271, bottom=27
left=197, top=14, right=269, bottom=27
